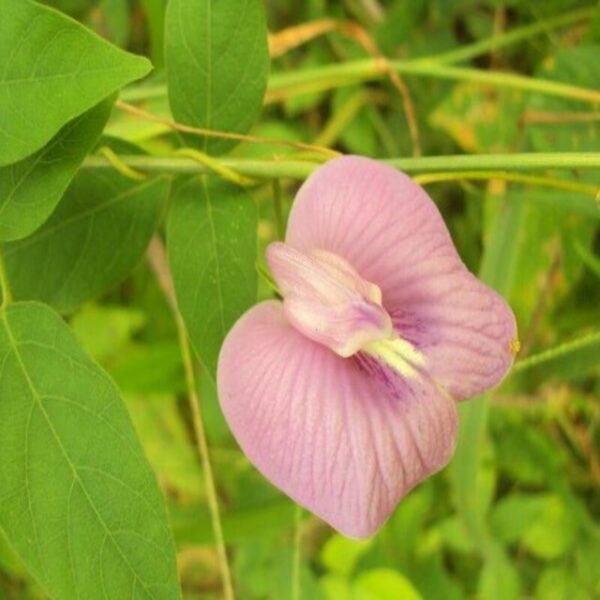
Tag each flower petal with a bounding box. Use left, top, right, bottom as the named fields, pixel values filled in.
left=217, top=300, right=457, bottom=538
left=286, top=156, right=517, bottom=399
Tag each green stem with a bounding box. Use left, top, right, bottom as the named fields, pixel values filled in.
left=0, top=248, right=13, bottom=310
left=414, top=171, right=599, bottom=196
left=272, top=179, right=285, bottom=240
left=424, top=6, right=595, bottom=64
left=267, top=58, right=600, bottom=105
left=83, top=152, right=600, bottom=179
left=514, top=330, right=600, bottom=373
left=291, top=505, right=302, bottom=600
left=176, top=315, right=235, bottom=600
left=120, top=7, right=594, bottom=104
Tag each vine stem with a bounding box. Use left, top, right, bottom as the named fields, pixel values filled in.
left=84, top=152, right=600, bottom=180
left=514, top=329, right=600, bottom=373
left=146, top=238, right=235, bottom=600
left=291, top=505, right=302, bottom=600
left=413, top=171, right=599, bottom=196
left=265, top=58, right=600, bottom=104
left=0, top=247, right=13, bottom=310
left=120, top=6, right=594, bottom=104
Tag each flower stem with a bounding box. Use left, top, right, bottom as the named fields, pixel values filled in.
left=291, top=505, right=302, bottom=600
left=83, top=152, right=600, bottom=179
left=146, top=238, right=235, bottom=600
left=176, top=314, right=235, bottom=600
left=0, top=248, right=13, bottom=310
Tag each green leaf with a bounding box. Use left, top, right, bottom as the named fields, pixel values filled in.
left=536, top=566, right=591, bottom=600
left=0, top=98, right=113, bottom=242
left=4, top=173, right=169, bottom=314
left=527, top=46, right=600, bottom=153
left=0, top=301, right=180, bottom=599
left=0, top=0, right=151, bottom=166
left=490, top=493, right=548, bottom=544
left=165, top=0, right=269, bottom=154
left=321, top=535, right=373, bottom=577
left=478, top=546, right=521, bottom=600
left=352, top=569, right=423, bottom=600
left=167, top=176, right=258, bottom=377
left=521, top=496, right=578, bottom=560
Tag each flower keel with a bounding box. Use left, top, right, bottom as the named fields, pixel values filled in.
left=267, top=242, right=394, bottom=358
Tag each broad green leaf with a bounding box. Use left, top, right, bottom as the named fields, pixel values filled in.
left=0, top=98, right=113, bottom=242
left=321, top=575, right=352, bottom=600
left=490, top=493, right=548, bottom=544
left=521, top=496, right=578, bottom=560
left=478, top=546, right=520, bottom=600
left=321, top=536, right=373, bottom=577
left=412, top=553, right=466, bottom=600
left=576, top=537, right=600, bottom=596
left=40, top=0, right=92, bottom=16
left=165, top=0, right=269, bottom=154
left=438, top=516, right=476, bottom=553
left=536, top=566, right=591, bottom=600
left=0, top=301, right=180, bottom=599
left=4, top=173, right=169, bottom=313
left=167, top=176, right=258, bottom=376
left=352, top=569, right=422, bottom=600
left=0, top=0, right=151, bottom=165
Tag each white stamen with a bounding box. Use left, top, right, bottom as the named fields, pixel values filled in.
left=363, top=336, right=427, bottom=380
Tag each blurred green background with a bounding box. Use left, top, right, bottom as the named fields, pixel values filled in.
left=1, top=0, right=599, bottom=598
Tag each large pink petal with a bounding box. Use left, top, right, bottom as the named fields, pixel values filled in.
left=286, top=156, right=517, bottom=400
left=217, top=300, right=457, bottom=538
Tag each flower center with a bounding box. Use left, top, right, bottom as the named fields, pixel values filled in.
left=267, top=242, right=426, bottom=380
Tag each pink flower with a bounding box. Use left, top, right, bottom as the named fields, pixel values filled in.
left=217, top=156, right=517, bottom=538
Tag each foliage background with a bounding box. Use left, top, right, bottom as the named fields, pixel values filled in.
left=1, top=0, right=599, bottom=599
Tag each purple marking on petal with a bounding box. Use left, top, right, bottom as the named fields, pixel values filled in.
left=353, top=352, right=411, bottom=403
